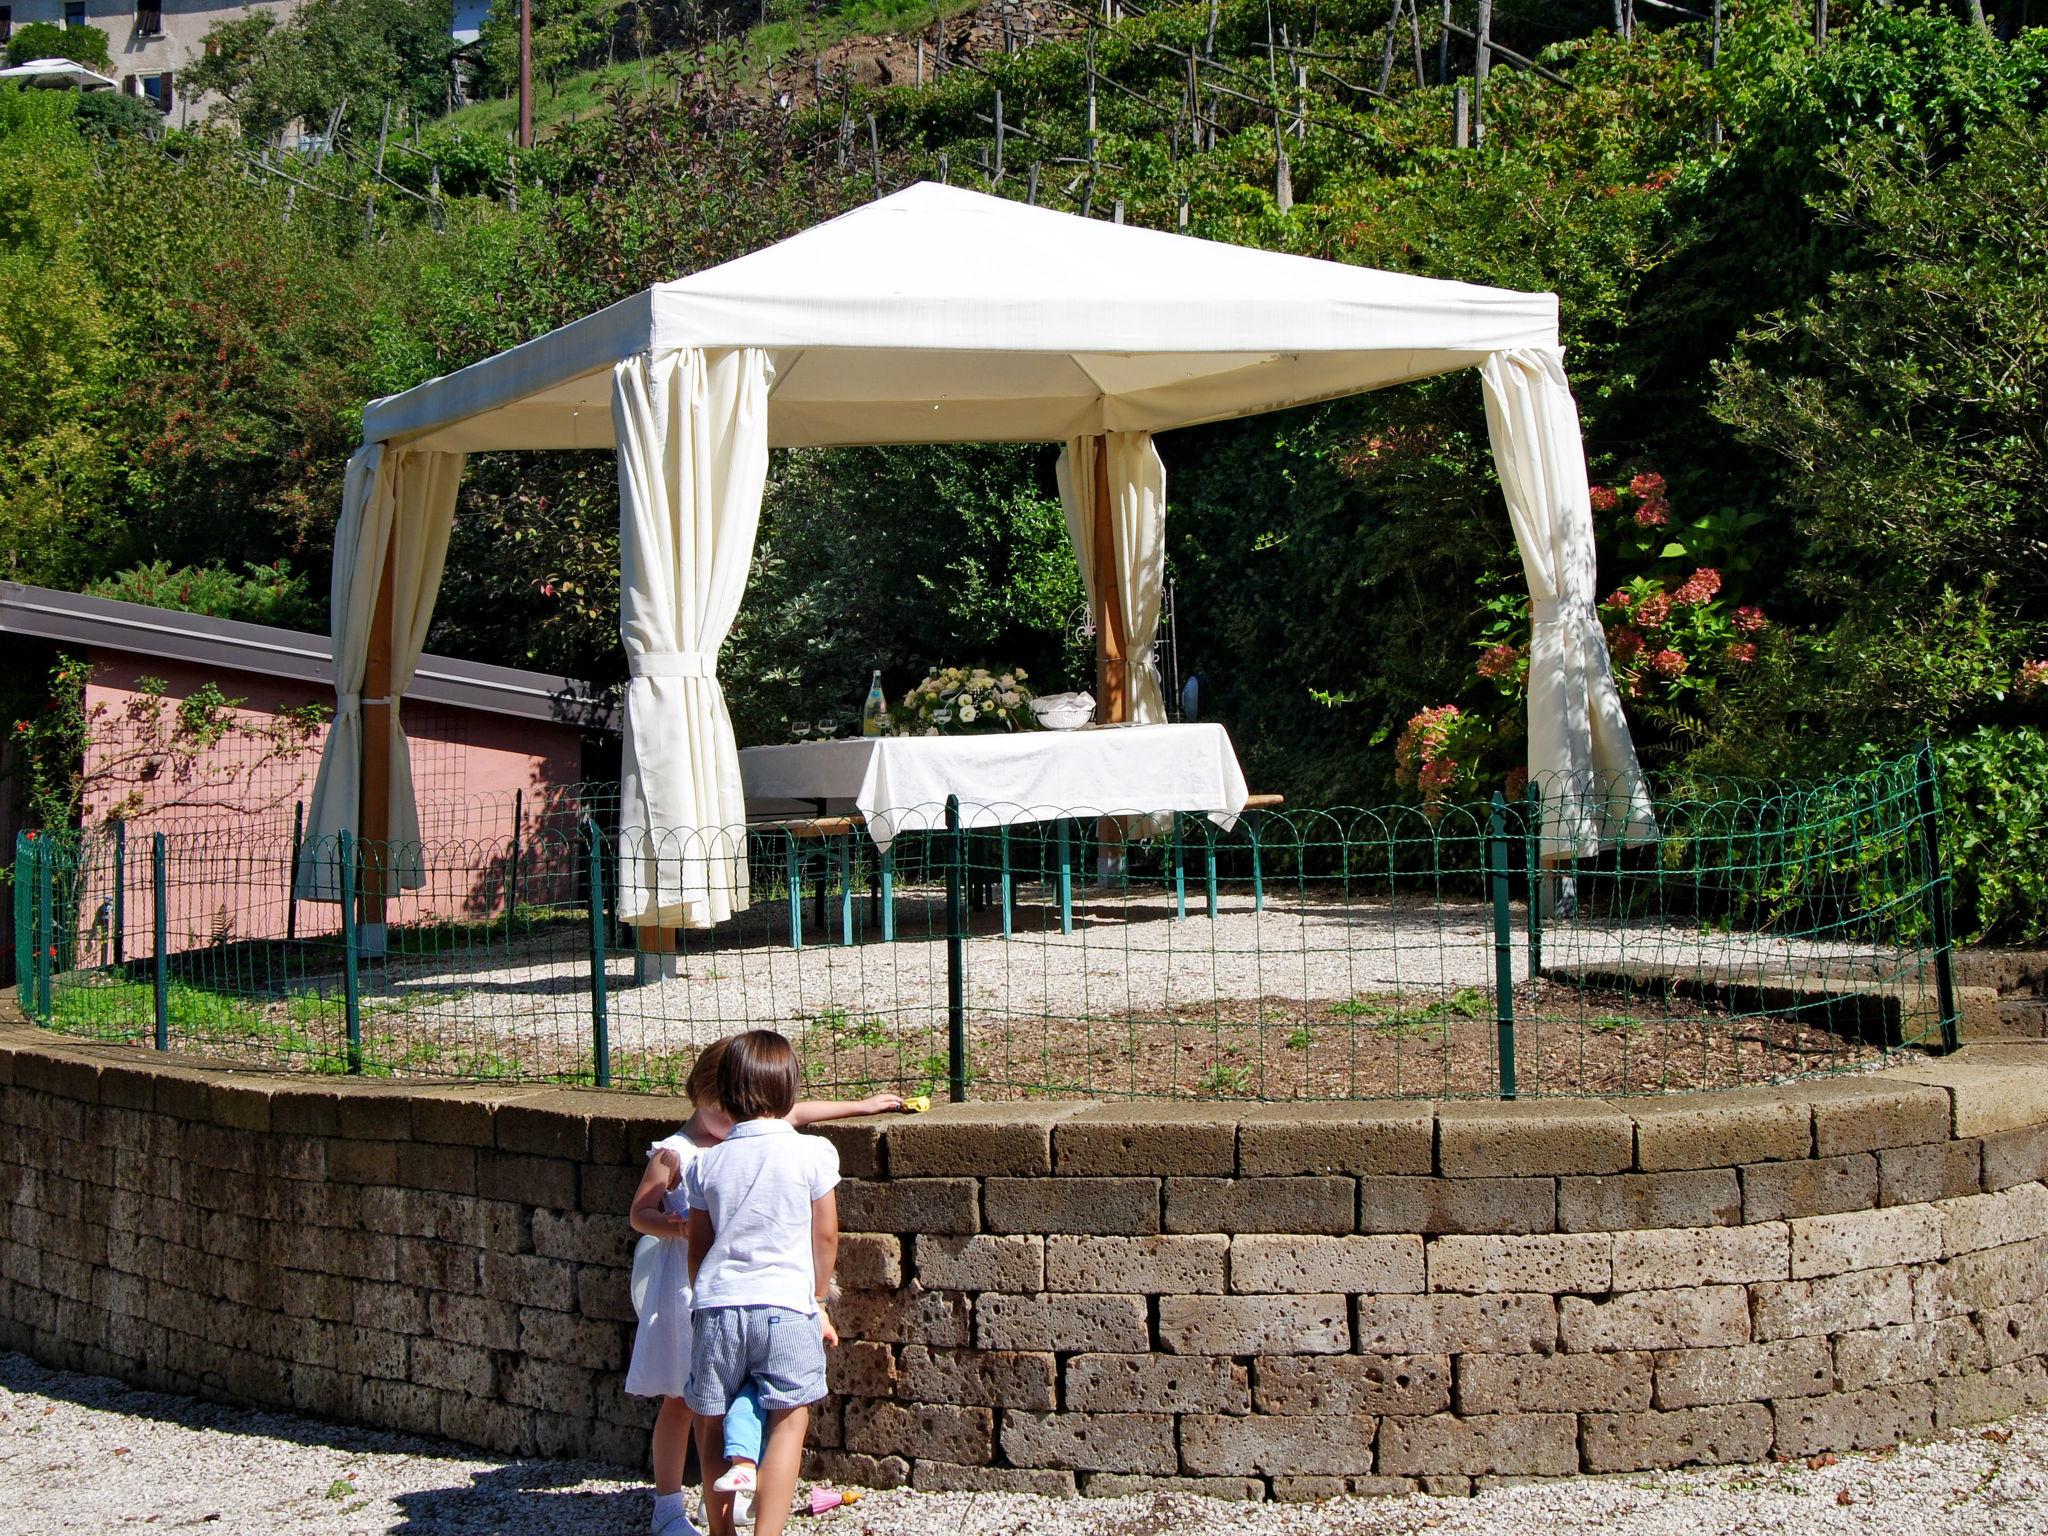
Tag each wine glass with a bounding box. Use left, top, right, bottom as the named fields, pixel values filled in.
left=790, top=719, right=814, bottom=742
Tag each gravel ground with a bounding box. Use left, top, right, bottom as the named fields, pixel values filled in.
left=7, top=1350, right=2048, bottom=1536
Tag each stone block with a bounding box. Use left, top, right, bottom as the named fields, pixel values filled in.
left=517, top=1307, right=625, bottom=1371
left=1426, top=1233, right=1612, bottom=1294
left=1438, top=1100, right=1633, bottom=1177
left=482, top=1252, right=577, bottom=1313
left=914, top=1234, right=1041, bottom=1293
left=1359, top=1176, right=1555, bottom=1235
left=1977, top=1300, right=2048, bottom=1368
left=1164, top=1177, right=1352, bottom=1234
left=1652, top=1337, right=1831, bottom=1407
left=986, top=1177, right=1157, bottom=1235
left=1559, top=1170, right=1738, bottom=1232
left=1270, top=1475, right=1418, bottom=1501
left=1237, top=1103, right=1435, bottom=1177
left=1611, top=1223, right=1789, bottom=1289
left=1741, top=1154, right=1878, bottom=1223
left=1355, top=1293, right=1556, bottom=1355
left=1789, top=1205, right=1944, bottom=1278
left=1066, top=1353, right=1249, bottom=1414
left=1773, top=1383, right=1933, bottom=1456
left=394, top=1142, right=478, bottom=1197
left=1090, top=1473, right=1266, bottom=1500
left=1939, top=1183, right=2048, bottom=1254
left=1254, top=1354, right=1448, bottom=1416
left=1231, top=1235, right=1422, bottom=1295
left=1933, top=1359, right=2048, bottom=1429
left=1158, top=1294, right=1350, bottom=1355
left=405, top=1090, right=497, bottom=1148
left=1878, top=1140, right=1982, bottom=1206
left=1882, top=1050, right=2048, bottom=1138
left=832, top=1285, right=972, bottom=1348
left=1559, top=1286, right=1749, bottom=1352
left=206, top=1081, right=273, bottom=1134
left=532, top=1209, right=631, bottom=1268
left=327, top=1139, right=400, bottom=1186
left=916, top=1463, right=1076, bottom=1496
left=1002, top=1412, right=1178, bottom=1475
left=1180, top=1412, right=1377, bottom=1476
left=1751, top=1266, right=1914, bottom=1339
left=1047, top=1235, right=1226, bottom=1293
left=1459, top=1350, right=1651, bottom=1413
left=802, top=1450, right=909, bottom=1489
left=1917, top=1235, right=2048, bottom=1318
left=1802, top=1076, right=1951, bottom=1156
left=801, top=1117, right=889, bottom=1181
left=493, top=1097, right=589, bottom=1161
left=974, top=1293, right=1147, bottom=1353
left=844, top=1399, right=992, bottom=1464
left=333, top=1090, right=412, bottom=1143
left=895, top=1345, right=1054, bottom=1409
left=428, top=1292, right=519, bottom=1351
left=500, top=1357, right=595, bottom=1419
left=1980, top=1125, right=2048, bottom=1192
left=1836, top=1316, right=1982, bottom=1390
left=477, top=1152, right=577, bottom=1210
left=838, top=1178, right=979, bottom=1235
left=1377, top=1413, right=1577, bottom=1477
left=888, top=1102, right=1086, bottom=1177
left=409, top=1338, right=495, bottom=1397
left=826, top=1340, right=896, bottom=1397
left=1581, top=1403, right=1774, bottom=1471
left=1054, top=1103, right=1238, bottom=1176
left=837, top=1234, right=903, bottom=1292
left=1630, top=1089, right=1811, bottom=1171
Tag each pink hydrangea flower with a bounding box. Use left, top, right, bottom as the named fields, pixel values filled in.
left=1477, top=644, right=1521, bottom=680
left=1633, top=499, right=1670, bottom=528
left=1724, top=641, right=1759, bottom=666
left=1674, top=567, right=1723, bottom=605
left=1634, top=593, right=1673, bottom=630
left=1733, top=605, right=1768, bottom=634
left=1607, top=626, right=1645, bottom=661
left=1589, top=485, right=1619, bottom=513
left=1605, top=588, right=1633, bottom=609
left=2019, top=659, right=2048, bottom=698
left=1647, top=648, right=1689, bottom=679
left=1630, top=471, right=1667, bottom=499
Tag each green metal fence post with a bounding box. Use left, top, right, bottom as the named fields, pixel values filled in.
left=340, top=830, right=361, bottom=1074
left=586, top=816, right=611, bottom=1087
left=1915, top=742, right=1959, bottom=1054
left=151, top=833, right=168, bottom=1052
left=1490, top=792, right=1518, bottom=1101
left=945, top=794, right=967, bottom=1103
left=111, top=819, right=126, bottom=968
left=506, top=787, right=523, bottom=941
left=1172, top=816, right=1186, bottom=919
left=1056, top=818, right=1074, bottom=935
left=35, top=835, right=53, bottom=1021
left=1524, top=781, right=1543, bottom=981
left=286, top=799, right=303, bottom=943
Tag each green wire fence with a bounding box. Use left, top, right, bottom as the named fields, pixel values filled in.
left=9, top=748, right=1959, bottom=1100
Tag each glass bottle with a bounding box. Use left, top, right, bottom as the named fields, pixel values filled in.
left=862, top=670, right=886, bottom=737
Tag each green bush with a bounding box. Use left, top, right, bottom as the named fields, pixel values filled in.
left=5, top=21, right=110, bottom=71
left=84, top=560, right=325, bottom=631
left=1936, top=727, right=2048, bottom=946
left=71, top=90, right=160, bottom=139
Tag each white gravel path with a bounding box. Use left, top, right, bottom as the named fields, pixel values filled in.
left=7, top=1350, right=2047, bottom=1536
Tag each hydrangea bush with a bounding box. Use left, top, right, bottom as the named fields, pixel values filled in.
left=889, top=665, right=1039, bottom=736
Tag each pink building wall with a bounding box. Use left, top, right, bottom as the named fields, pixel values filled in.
left=70, top=652, right=588, bottom=956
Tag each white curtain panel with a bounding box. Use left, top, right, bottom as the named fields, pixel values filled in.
left=1056, top=431, right=1169, bottom=724
left=295, top=445, right=466, bottom=899
left=613, top=346, right=772, bottom=929
left=1480, top=348, right=1657, bottom=855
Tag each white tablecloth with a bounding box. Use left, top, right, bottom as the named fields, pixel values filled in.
left=738, top=723, right=1250, bottom=851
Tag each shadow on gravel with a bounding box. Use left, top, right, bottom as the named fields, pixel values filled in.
left=390, top=1469, right=648, bottom=1533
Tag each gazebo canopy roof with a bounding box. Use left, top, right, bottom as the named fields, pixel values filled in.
left=363, top=182, right=1560, bottom=454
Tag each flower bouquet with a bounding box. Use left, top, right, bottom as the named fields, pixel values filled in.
left=890, top=666, right=1039, bottom=735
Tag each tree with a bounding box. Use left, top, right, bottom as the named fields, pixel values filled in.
left=5, top=21, right=110, bottom=71
left=180, top=0, right=456, bottom=141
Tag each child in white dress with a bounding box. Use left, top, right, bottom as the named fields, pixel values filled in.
left=627, top=1038, right=898, bottom=1536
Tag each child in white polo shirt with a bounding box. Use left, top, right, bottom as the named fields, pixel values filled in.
left=683, top=1030, right=840, bottom=1536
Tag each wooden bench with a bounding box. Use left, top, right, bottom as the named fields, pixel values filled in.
left=1169, top=793, right=1287, bottom=920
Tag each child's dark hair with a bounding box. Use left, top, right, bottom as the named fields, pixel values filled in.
left=716, top=1030, right=799, bottom=1121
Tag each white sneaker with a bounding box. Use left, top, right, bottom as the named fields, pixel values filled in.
left=713, top=1462, right=758, bottom=1495
left=651, top=1498, right=704, bottom=1536
left=733, top=1489, right=755, bottom=1528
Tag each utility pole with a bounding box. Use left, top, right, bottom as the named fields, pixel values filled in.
left=518, top=0, right=534, bottom=148
left=1473, top=0, right=1492, bottom=145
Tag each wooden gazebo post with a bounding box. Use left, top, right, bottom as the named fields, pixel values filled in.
left=1091, top=435, right=1131, bottom=883
left=358, top=538, right=397, bottom=956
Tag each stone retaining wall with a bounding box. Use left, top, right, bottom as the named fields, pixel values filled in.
left=4, top=1012, right=2048, bottom=1499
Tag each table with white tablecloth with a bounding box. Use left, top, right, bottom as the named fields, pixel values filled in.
left=738, top=722, right=1250, bottom=851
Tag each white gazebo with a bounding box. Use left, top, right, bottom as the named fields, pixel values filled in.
left=296, top=181, right=1655, bottom=946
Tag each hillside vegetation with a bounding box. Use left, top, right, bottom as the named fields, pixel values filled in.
left=1, top=0, right=2045, bottom=938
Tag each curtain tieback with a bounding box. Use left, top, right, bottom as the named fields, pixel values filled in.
left=1529, top=598, right=1594, bottom=626
left=629, top=651, right=717, bottom=679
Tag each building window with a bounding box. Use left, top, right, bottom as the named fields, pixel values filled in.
left=136, top=0, right=160, bottom=35
left=0, top=9, right=12, bottom=45
left=63, top=1, right=85, bottom=26
left=139, top=71, right=172, bottom=113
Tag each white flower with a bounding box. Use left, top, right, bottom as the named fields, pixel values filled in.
left=958, top=703, right=977, bottom=723
left=924, top=727, right=939, bottom=736
left=1015, top=668, right=1029, bottom=681
left=999, top=690, right=1020, bottom=707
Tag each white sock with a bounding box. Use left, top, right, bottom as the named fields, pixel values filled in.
left=652, top=1490, right=701, bottom=1536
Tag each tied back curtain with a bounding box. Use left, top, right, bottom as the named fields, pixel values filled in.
left=1056, top=432, right=1169, bottom=724
left=295, top=444, right=466, bottom=901
left=1480, top=348, right=1657, bottom=856
left=613, top=347, right=773, bottom=929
